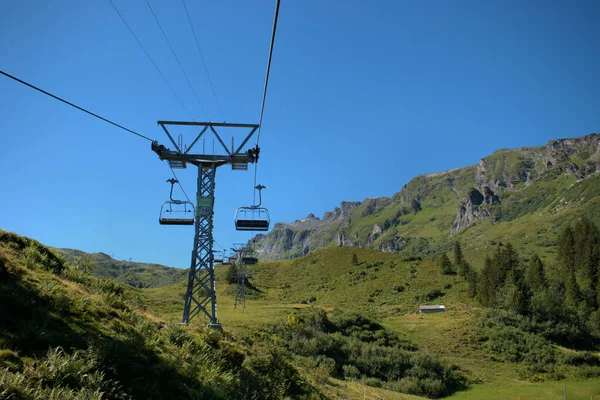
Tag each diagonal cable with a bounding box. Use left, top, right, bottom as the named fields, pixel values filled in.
left=145, top=0, right=209, bottom=120
left=0, top=69, right=154, bottom=142
left=108, top=0, right=194, bottom=120
left=252, top=0, right=281, bottom=212
left=182, top=0, right=226, bottom=121
left=256, top=0, right=281, bottom=144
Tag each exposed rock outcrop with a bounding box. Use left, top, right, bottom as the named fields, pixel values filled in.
left=452, top=187, right=499, bottom=233
left=452, top=134, right=598, bottom=233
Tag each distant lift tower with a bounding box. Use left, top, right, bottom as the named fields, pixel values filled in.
left=152, top=121, right=260, bottom=329
left=231, top=244, right=256, bottom=309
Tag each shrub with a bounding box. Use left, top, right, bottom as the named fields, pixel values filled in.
left=342, top=364, right=360, bottom=379
left=264, top=308, right=462, bottom=398
left=0, top=369, right=29, bottom=399
left=0, top=349, right=22, bottom=371
left=23, top=244, right=43, bottom=270
left=393, top=285, right=405, bottom=293
left=480, top=311, right=557, bottom=366
left=240, top=349, right=297, bottom=400
left=164, top=324, right=193, bottom=347
left=9, top=347, right=127, bottom=399
left=575, top=366, right=600, bottom=378
left=560, top=351, right=600, bottom=366
left=313, top=367, right=329, bottom=384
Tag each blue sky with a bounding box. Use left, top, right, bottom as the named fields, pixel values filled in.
left=1, top=0, right=599, bottom=268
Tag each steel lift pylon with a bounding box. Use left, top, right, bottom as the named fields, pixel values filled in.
left=152, top=121, right=260, bottom=330
left=231, top=244, right=255, bottom=309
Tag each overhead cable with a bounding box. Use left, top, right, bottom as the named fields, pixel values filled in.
left=0, top=69, right=154, bottom=142
left=252, top=0, right=281, bottom=207
left=108, top=0, right=194, bottom=120
left=181, top=0, right=226, bottom=120
left=256, top=0, right=281, bottom=144
left=145, top=0, right=209, bottom=120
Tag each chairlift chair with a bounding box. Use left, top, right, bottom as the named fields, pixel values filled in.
left=234, top=184, right=270, bottom=231
left=242, top=256, right=258, bottom=265
left=234, top=207, right=270, bottom=231
left=159, top=178, right=195, bottom=225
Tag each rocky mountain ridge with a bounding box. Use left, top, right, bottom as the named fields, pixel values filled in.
left=251, top=133, right=600, bottom=260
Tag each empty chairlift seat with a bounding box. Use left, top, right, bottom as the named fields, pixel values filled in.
left=234, top=207, right=270, bottom=231
left=159, top=200, right=195, bottom=225
left=242, top=256, right=258, bottom=265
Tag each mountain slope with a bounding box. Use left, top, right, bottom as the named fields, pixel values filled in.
left=1, top=230, right=475, bottom=399
left=251, top=133, right=600, bottom=260
left=0, top=230, right=323, bottom=399
left=54, top=248, right=187, bottom=288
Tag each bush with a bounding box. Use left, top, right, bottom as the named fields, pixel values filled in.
left=240, top=350, right=297, bottom=400
left=0, top=231, right=66, bottom=274
left=342, top=364, right=360, bottom=379
left=0, top=347, right=127, bottom=399
left=313, top=367, right=329, bottom=384
left=393, top=285, right=405, bottom=293
left=574, top=366, right=600, bottom=378
left=164, top=324, right=193, bottom=347
left=0, top=349, right=22, bottom=371
left=560, top=351, right=600, bottom=366
left=480, top=311, right=557, bottom=366
left=263, top=308, right=462, bottom=398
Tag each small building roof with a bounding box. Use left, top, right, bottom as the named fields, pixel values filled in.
left=419, top=305, right=445, bottom=310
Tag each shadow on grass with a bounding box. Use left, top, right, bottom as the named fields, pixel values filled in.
left=0, top=270, right=223, bottom=399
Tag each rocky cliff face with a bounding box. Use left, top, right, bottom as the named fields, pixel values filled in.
left=251, top=133, right=599, bottom=260
left=452, top=187, right=500, bottom=232
left=452, top=133, right=600, bottom=233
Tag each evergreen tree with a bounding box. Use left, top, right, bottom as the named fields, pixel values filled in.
left=557, top=225, right=576, bottom=278
left=502, top=267, right=529, bottom=315
left=530, top=280, right=566, bottom=323
left=490, top=243, right=519, bottom=289
left=439, top=253, right=454, bottom=275
left=557, top=224, right=586, bottom=310
left=454, top=241, right=464, bottom=269
left=526, top=254, right=546, bottom=292
left=464, top=263, right=478, bottom=298
left=565, top=268, right=581, bottom=310
left=573, top=218, right=600, bottom=309
left=477, top=256, right=495, bottom=307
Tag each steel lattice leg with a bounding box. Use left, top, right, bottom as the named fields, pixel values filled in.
left=182, top=164, right=221, bottom=330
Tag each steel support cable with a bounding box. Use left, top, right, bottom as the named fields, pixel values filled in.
left=256, top=0, right=281, bottom=145
left=252, top=0, right=281, bottom=210
left=108, top=0, right=194, bottom=120
left=145, top=0, right=210, bottom=120
left=0, top=69, right=154, bottom=142
left=181, top=0, right=226, bottom=120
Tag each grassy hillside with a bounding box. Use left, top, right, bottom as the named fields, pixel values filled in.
left=54, top=248, right=187, bottom=288
left=142, top=244, right=600, bottom=399
left=3, top=230, right=483, bottom=399
left=0, top=230, right=324, bottom=399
